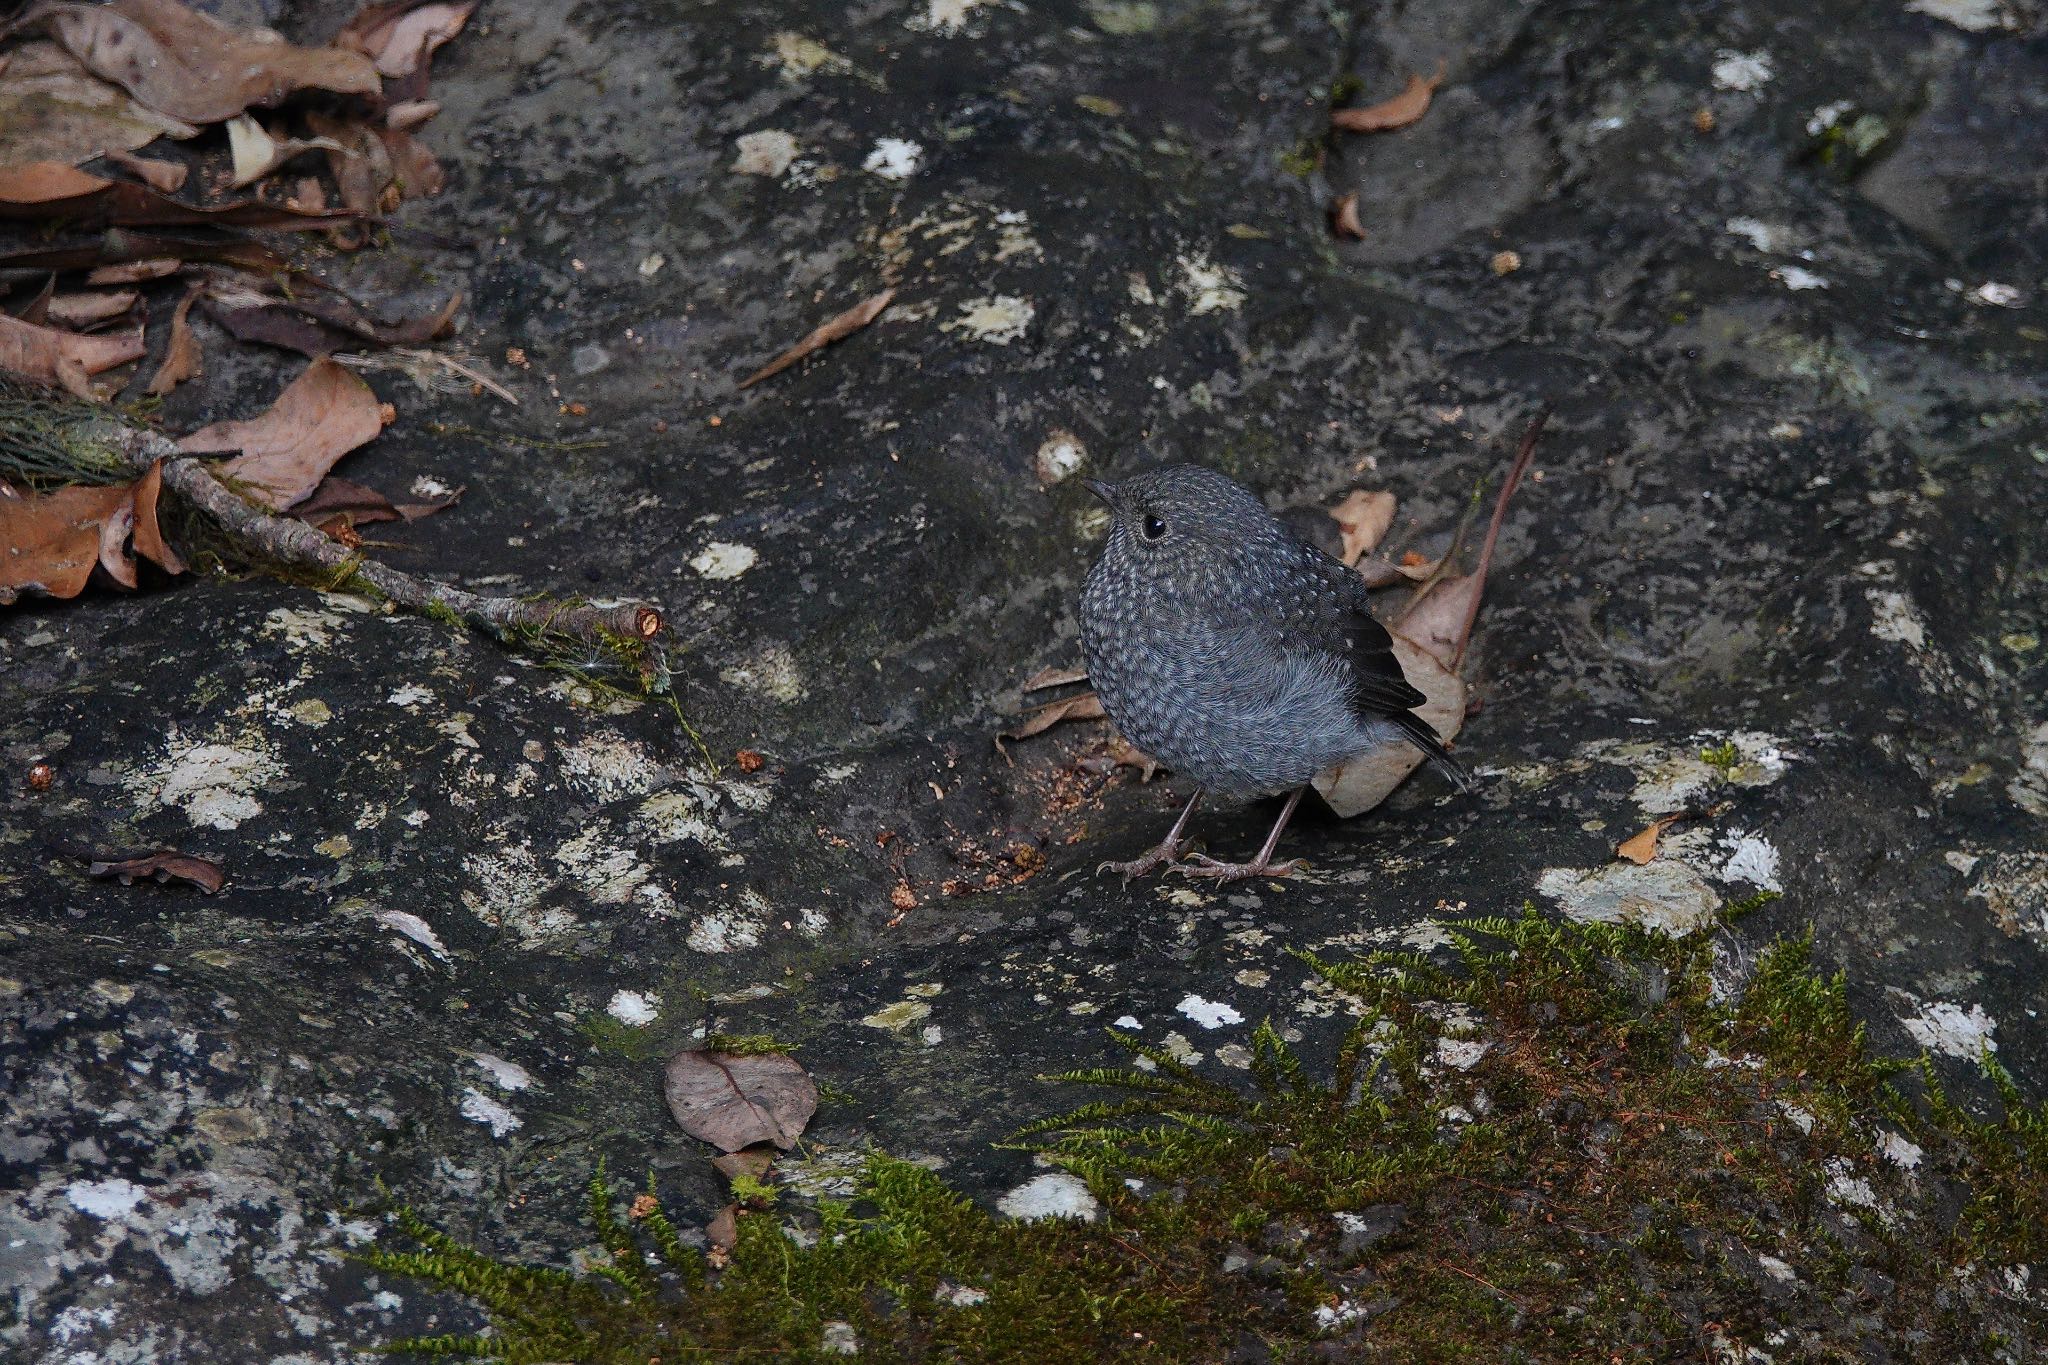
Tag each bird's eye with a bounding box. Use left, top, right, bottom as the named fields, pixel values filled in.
left=1140, top=514, right=1167, bottom=542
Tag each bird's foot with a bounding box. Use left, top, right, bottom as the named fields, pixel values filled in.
left=1171, top=853, right=1305, bottom=884
left=1096, top=839, right=1191, bottom=883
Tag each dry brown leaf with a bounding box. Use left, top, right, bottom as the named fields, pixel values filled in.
left=43, top=289, right=137, bottom=329
left=1022, top=665, right=1090, bottom=691
left=0, top=161, right=352, bottom=231
left=1329, top=489, right=1396, bottom=565
left=293, top=474, right=459, bottom=537
left=377, top=124, right=445, bottom=200
left=1331, top=191, right=1366, bottom=240
left=706, top=1203, right=739, bottom=1259
left=1395, top=571, right=1482, bottom=670
left=710, top=1145, right=777, bottom=1186
left=36, top=0, right=382, bottom=125
left=1617, top=814, right=1684, bottom=866
left=337, top=1, right=477, bottom=79
left=740, top=288, right=896, bottom=389
left=204, top=280, right=460, bottom=357
left=1312, top=633, right=1467, bottom=818
left=0, top=230, right=290, bottom=279
left=663, top=1049, right=817, bottom=1153
left=1000, top=691, right=1106, bottom=744
left=84, top=258, right=180, bottom=285
left=100, top=148, right=187, bottom=193
left=385, top=99, right=441, bottom=132
left=0, top=309, right=145, bottom=384
left=0, top=38, right=198, bottom=166
left=178, top=358, right=390, bottom=510
left=146, top=281, right=203, bottom=395
left=1330, top=62, right=1447, bottom=134
left=11, top=276, right=57, bottom=326
left=86, top=847, right=225, bottom=893
left=0, top=459, right=182, bottom=604
left=224, top=114, right=342, bottom=189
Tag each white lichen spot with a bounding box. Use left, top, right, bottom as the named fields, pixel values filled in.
left=559, top=732, right=664, bottom=800
left=386, top=682, right=433, bottom=708
left=908, top=0, right=991, bottom=33
left=437, top=714, right=481, bottom=750
left=1866, top=588, right=1926, bottom=647
left=1176, top=994, right=1243, bottom=1029
left=861, top=999, right=932, bottom=1031
left=1719, top=831, right=1783, bottom=891
left=260, top=605, right=346, bottom=651
left=719, top=642, right=804, bottom=702
left=1878, top=1131, right=1924, bottom=1170
left=1757, top=1253, right=1798, bottom=1283
left=997, top=1172, right=1098, bottom=1222
left=1314, top=1300, right=1369, bottom=1330
left=1894, top=996, right=1996, bottom=1057
left=766, top=32, right=848, bottom=79
left=1234, top=969, right=1270, bottom=988
left=461, top=841, right=554, bottom=927
left=687, top=902, right=767, bottom=954
left=374, top=909, right=449, bottom=961
left=821, top=1321, right=859, bottom=1355
left=1035, top=431, right=1086, bottom=485
left=1176, top=253, right=1245, bottom=314
left=1710, top=50, right=1774, bottom=92
left=607, top=990, right=661, bottom=1026
left=288, top=698, right=332, bottom=728
left=1968, top=281, right=2024, bottom=308
left=863, top=137, right=923, bottom=180
left=555, top=826, right=651, bottom=905
left=458, top=1087, right=522, bottom=1138
left=1537, top=861, right=1721, bottom=935
left=133, top=738, right=284, bottom=830
left=1773, top=265, right=1829, bottom=291
left=690, top=541, right=759, bottom=579
left=636, top=788, right=725, bottom=848
left=1436, top=1037, right=1490, bottom=1070
left=921, top=1023, right=944, bottom=1046
left=1823, top=1159, right=1880, bottom=1212
left=732, top=129, right=799, bottom=177
left=1158, top=1031, right=1202, bottom=1065
left=1724, top=217, right=1784, bottom=252
left=1905, top=0, right=2014, bottom=32
left=66, top=1177, right=146, bottom=1219
left=936, top=1282, right=989, bottom=1307
left=1112, top=1014, right=1140, bottom=1029
left=1213, top=1043, right=1252, bottom=1069
left=471, top=1054, right=534, bottom=1091
left=948, top=294, right=1034, bottom=344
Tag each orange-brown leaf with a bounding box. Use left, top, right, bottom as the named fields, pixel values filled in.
left=1330, top=63, right=1446, bottom=133
left=41, top=0, right=381, bottom=126
left=0, top=310, right=144, bottom=384
left=178, top=358, right=390, bottom=510
left=146, top=282, right=203, bottom=395
left=1331, top=191, right=1366, bottom=240
left=88, top=848, right=225, bottom=893
left=1001, top=691, right=1107, bottom=743
left=101, top=148, right=187, bottom=193
left=740, top=288, right=896, bottom=389
left=1329, top=489, right=1396, bottom=565
left=1617, top=815, right=1683, bottom=866
left=337, top=1, right=477, bottom=79
left=45, top=289, right=139, bottom=328
left=0, top=482, right=131, bottom=602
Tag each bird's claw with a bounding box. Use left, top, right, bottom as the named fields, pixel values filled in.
left=1095, top=841, right=1192, bottom=883
left=1170, top=854, right=1305, bottom=884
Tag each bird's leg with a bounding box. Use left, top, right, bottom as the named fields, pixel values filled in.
left=1097, top=790, right=1203, bottom=881
left=1175, top=787, right=1307, bottom=883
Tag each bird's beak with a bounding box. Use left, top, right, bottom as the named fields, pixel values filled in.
left=1081, top=478, right=1116, bottom=504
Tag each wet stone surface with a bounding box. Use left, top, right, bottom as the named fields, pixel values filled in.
left=3, top=0, right=2046, bottom=1358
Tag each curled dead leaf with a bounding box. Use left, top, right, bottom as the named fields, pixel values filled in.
left=146, top=281, right=203, bottom=395
left=100, top=148, right=187, bottom=193
left=663, top=1048, right=817, bottom=1153
left=740, top=288, right=896, bottom=389
left=1331, top=191, right=1366, bottom=240
left=0, top=38, right=199, bottom=166
left=711, top=1145, right=776, bottom=1187
left=1331, top=61, right=1447, bottom=134
left=1617, top=814, right=1684, bottom=866
left=86, top=848, right=225, bottom=893
left=0, top=459, right=183, bottom=604
left=1022, top=665, right=1090, bottom=691
left=0, top=308, right=144, bottom=384
left=1328, top=488, right=1396, bottom=566
left=999, top=690, right=1106, bottom=744
left=0, top=160, right=350, bottom=231
left=178, top=358, right=390, bottom=510
left=224, top=114, right=342, bottom=189
left=1312, top=632, right=1466, bottom=817
left=34, top=0, right=381, bottom=126
left=337, top=0, right=477, bottom=80
left=45, top=289, right=139, bottom=328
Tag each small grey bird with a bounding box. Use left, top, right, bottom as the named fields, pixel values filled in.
left=1079, top=465, right=1471, bottom=882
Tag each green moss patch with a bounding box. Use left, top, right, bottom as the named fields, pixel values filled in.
left=368, top=908, right=2046, bottom=1362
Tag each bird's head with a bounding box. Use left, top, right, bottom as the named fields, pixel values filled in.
left=1083, top=464, right=1281, bottom=589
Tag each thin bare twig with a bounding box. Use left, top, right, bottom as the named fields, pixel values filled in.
left=106, top=425, right=661, bottom=646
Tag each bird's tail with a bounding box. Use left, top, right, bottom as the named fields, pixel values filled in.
left=1389, top=710, right=1477, bottom=794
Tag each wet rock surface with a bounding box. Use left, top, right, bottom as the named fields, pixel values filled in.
left=3, top=0, right=2044, bottom=1358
